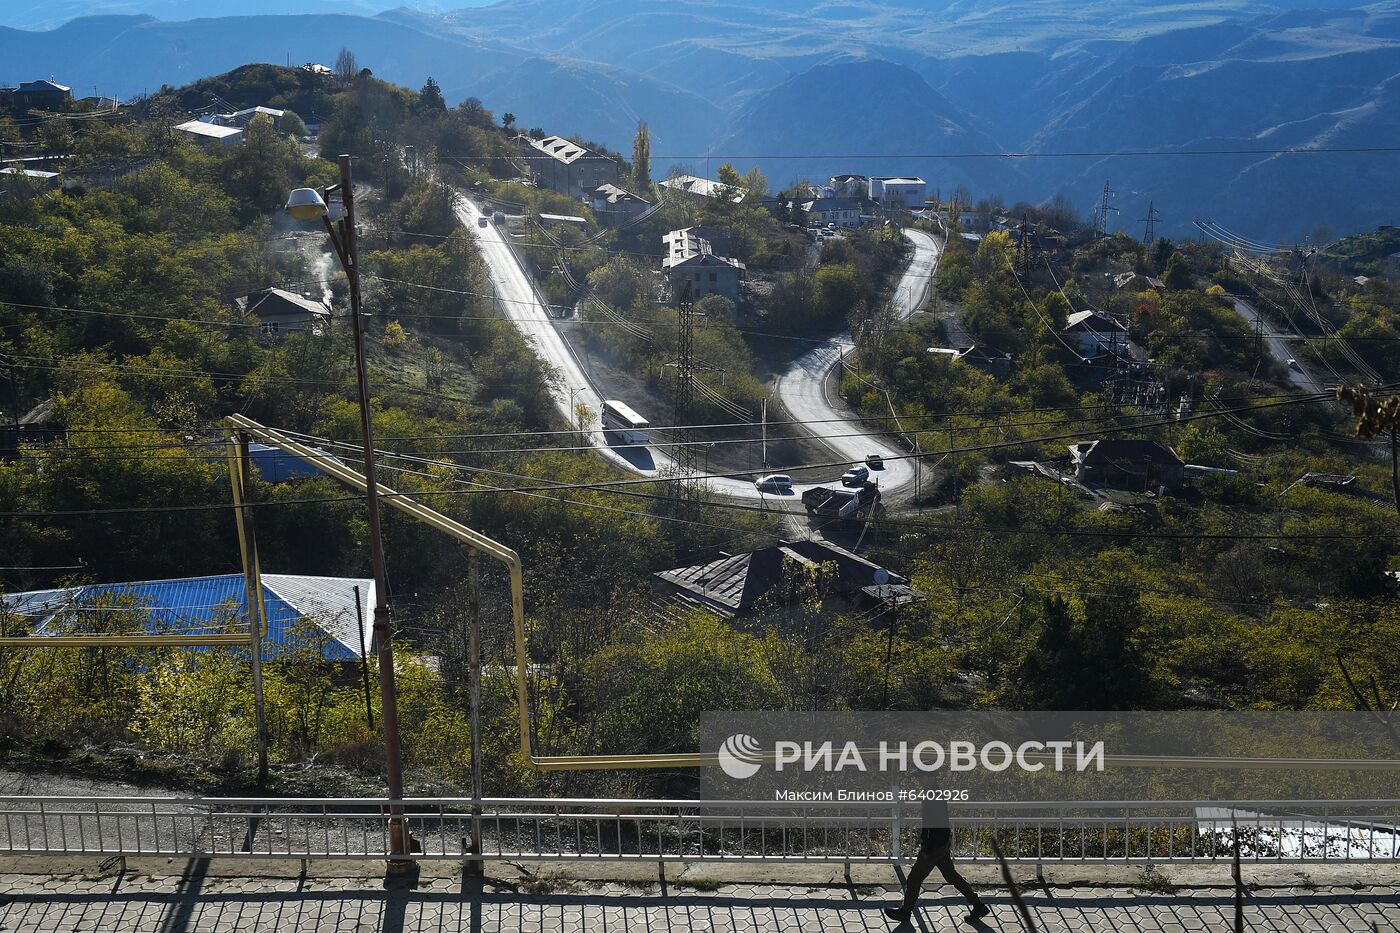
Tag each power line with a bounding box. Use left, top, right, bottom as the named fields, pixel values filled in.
left=35, top=383, right=1336, bottom=460
left=436, top=144, right=1400, bottom=162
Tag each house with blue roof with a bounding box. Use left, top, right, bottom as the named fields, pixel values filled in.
left=1, top=574, right=375, bottom=662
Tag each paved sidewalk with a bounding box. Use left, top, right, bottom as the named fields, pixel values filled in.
left=0, top=862, right=1397, bottom=932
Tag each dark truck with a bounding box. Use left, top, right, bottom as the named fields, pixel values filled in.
left=801, top=483, right=879, bottom=519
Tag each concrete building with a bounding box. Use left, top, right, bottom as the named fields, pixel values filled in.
left=587, top=183, right=650, bottom=224
left=1063, top=309, right=1128, bottom=357
left=515, top=134, right=620, bottom=198
left=869, top=176, right=926, bottom=208
left=829, top=174, right=870, bottom=198
left=662, top=228, right=745, bottom=304
left=236, top=287, right=330, bottom=335
left=799, top=198, right=860, bottom=228
left=174, top=120, right=243, bottom=148
left=12, top=79, right=71, bottom=112
left=1068, top=439, right=1184, bottom=489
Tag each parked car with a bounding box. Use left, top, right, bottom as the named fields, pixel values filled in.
left=477, top=216, right=489, bottom=228
left=1287, top=358, right=1301, bottom=371
left=754, top=474, right=793, bottom=493
left=841, top=465, right=870, bottom=487
left=493, top=211, right=506, bottom=224
left=865, top=453, right=884, bottom=470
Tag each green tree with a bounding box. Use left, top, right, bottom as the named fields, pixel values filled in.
left=1163, top=251, right=1193, bottom=290
left=419, top=77, right=447, bottom=112
left=631, top=120, right=651, bottom=192
left=280, top=110, right=308, bottom=137
left=1013, top=597, right=1157, bottom=709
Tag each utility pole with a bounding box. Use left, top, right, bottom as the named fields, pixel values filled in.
left=761, top=397, right=767, bottom=471
left=1093, top=181, right=1118, bottom=238
left=665, top=282, right=709, bottom=514
left=1139, top=201, right=1160, bottom=245
left=673, top=282, right=696, bottom=477
left=1014, top=213, right=1033, bottom=278
left=332, top=154, right=414, bottom=865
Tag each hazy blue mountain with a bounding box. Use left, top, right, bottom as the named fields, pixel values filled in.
left=0, top=14, right=522, bottom=98
left=477, top=57, right=725, bottom=159
left=0, top=1, right=481, bottom=32
left=704, top=59, right=1024, bottom=197
left=5, top=1, right=1399, bottom=238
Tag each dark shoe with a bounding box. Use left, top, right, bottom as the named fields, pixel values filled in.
left=884, top=905, right=911, bottom=923
left=966, top=902, right=991, bottom=922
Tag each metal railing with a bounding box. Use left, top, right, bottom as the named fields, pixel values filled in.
left=1, top=796, right=1397, bottom=864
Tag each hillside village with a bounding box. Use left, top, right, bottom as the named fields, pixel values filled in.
left=0, top=59, right=1398, bottom=803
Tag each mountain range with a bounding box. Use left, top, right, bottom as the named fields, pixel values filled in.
left=2, top=0, right=1398, bottom=239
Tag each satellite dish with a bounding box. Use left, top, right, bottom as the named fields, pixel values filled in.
left=873, top=568, right=890, bottom=586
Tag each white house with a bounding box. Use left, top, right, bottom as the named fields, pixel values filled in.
left=175, top=120, right=243, bottom=148
left=869, top=176, right=926, bottom=208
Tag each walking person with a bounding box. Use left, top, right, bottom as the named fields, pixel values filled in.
left=885, top=798, right=990, bottom=925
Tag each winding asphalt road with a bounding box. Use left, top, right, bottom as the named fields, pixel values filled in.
left=456, top=196, right=939, bottom=507
left=1230, top=296, right=1326, bottom=393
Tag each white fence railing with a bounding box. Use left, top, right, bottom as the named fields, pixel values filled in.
left=1, top=797, right=1397, bottom=864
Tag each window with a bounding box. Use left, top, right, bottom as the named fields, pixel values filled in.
left=261, top=321, right=280, bottom=335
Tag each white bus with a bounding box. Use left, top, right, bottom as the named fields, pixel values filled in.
left=601, top=400, right=650, bottom=445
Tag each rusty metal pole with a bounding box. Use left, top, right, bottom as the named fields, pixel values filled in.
left=336, top=153, right=413, bottom=865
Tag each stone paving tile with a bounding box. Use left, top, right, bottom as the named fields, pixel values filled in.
left=1, top=874, right=1398, bottom=932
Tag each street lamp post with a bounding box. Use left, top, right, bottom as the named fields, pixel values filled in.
left=286, top=155, right=414, bottom=866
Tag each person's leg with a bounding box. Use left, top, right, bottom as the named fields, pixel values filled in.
left=900, top=846, right=939, bottom=912
left=932, top=847, right=986, bottom=911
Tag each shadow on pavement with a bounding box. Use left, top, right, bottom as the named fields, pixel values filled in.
left=605, top=437, right=657, bottom=471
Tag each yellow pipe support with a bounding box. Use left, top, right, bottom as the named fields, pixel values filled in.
left=0, top=633, right=257, bottom=648
left=224, top=415, right=540, bottom=766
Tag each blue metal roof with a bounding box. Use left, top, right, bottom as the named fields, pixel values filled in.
left=248, top=444, right=343, bottom=482
left=1, top=574, right=374, bottom=662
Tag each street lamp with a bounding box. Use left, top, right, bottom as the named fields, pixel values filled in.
left=284, top=186, right=328, bottom=221
left=285, top=156, right=414, bottom=866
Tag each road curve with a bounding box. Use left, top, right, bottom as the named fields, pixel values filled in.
left=772, top=229, right=941, bottom=504
left=1230, top=297, right=1325, bottom=394
left=457, top=196, right=939, bottom=507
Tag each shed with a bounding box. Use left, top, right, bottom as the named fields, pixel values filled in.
left=1, top=574, right=377, bottom=661
left=236, top=287, right=330, bottom=335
